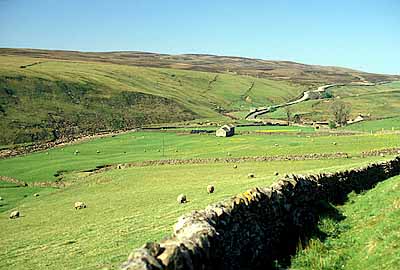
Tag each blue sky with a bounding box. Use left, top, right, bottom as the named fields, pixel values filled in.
left=0, top=0, right=399, bottom=74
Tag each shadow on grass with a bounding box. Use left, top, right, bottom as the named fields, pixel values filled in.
left=272, top=178, right=387, bottom=270
left=271, top=200, right=346, bottom=269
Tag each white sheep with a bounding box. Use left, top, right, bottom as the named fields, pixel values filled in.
left=74, top=202, right=87, bottom=210
left=9, top=210, right=20, bottom=219
left=207, top=185, right=215, bottom=194
left=177, top=194, right=187, bottom=204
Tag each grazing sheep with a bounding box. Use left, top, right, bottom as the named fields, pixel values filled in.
left=227, top=152, right=231, bottom=156
left=9, top=210, right=20, bottom=219
left=117, top=164, right=123, bottom=169
left=233, top=165, right=238, bottom=169
left=207, top=185, right=215, bottom=194
left=332, top=142, right=337, bottom=145
left=74, top=150, right=80, bottom=155
left=0, top=197, right=3, bottom=201
left=177, top=194, right=187, bottom=204
left=74, top=202, right=87, bottom=210
left=274, top=171, right=279, bottom=176
left=247, top=173, right=255, bottom=178
left=380, top=153, right=385, bottom=157
left=33, top=193, right=39, bottom=197
left=96, top=150, right=100, bottom=154
left=274, top=144, right=279, bottom=147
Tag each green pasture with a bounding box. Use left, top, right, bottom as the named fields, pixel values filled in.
left=344, top=116, right=400, bottom=132
left=0, top=156, right=389, bottom=270
left=0, top=181, right=54, bottom=212
left=170, top=124, right=315, bottom=132
left=0, top=130, right=399, bottom=182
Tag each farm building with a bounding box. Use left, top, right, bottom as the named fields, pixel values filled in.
left=216, top=124, right=235, bottom=137
left=347, top=114, right=367, bottom=124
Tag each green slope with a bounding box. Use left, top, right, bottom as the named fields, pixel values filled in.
left=343, top=116, right=400, bottom=132
left=0, top=55, right=306, bottom=144
left=291, top=174, right=400, bottom=270
left=264, top=81, right=400, bottom=123
left=1, top=128, right=399, bottom=183
left=2, top=48, right=399, bottom=84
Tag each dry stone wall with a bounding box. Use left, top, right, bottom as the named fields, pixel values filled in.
left=122, top=157, right=399, bottom=269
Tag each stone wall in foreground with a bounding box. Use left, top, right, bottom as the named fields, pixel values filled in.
left=121, top=157, right=400, bottom=270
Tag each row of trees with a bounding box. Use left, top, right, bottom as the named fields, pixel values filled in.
left=330, top=100, right=351, bottom=126
left=283, top=100, right=351, bottom=127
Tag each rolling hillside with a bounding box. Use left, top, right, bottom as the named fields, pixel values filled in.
left=264, top=82, right=400, bottom=124
left=0, top=54, right=307, bottom=145
left=1, top=48, right=399, bottom=85
left=0, top=49, right=399, bottom=145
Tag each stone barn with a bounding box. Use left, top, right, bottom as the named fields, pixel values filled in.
left=216, top=124, right=235, bottom=137
left=347, top=114, right=366, bottom=124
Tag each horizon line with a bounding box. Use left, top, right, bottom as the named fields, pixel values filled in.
left=1, top=46, right=399, bottom=76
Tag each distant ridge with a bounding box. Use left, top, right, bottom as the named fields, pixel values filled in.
left=1, top=48, right=398, bottom=85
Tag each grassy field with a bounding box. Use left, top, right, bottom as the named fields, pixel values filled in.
left=0, top=156, right=390, bottom=270
left=0, top=127, right=399, bottom=269
left=169, top=124, right=316, bottom=132
left=291, top=174, right=400, bottom=270
left=344, top=116, right=400, bottom=132
left=0, top=55, right=307, bottom=144
left=0, top=130, right=399, bottom=182
left=0, top=181, right=54, bottom=212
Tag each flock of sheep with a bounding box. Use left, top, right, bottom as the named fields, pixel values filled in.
left=176, top=168, right=279, bottom=204
left=177, top=184, right=215, bottom=204
left=8, top=198, right=87, bottom=219
left=7, top=163, right=280, bottom=218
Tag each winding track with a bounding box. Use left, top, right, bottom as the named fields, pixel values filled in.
left=245, top=80, right=394, bottom=120
left=245, top=84, right=339, bottom=120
